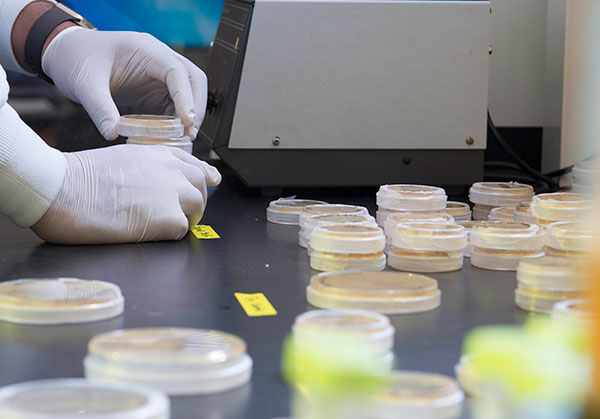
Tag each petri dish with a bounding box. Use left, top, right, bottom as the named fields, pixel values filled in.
left=376, top=208, right=444, bottom=227
left=488, top=206, right=515, bottom=222
left=383, top=212, right=455, bottom=241
left=457, top=221, right=483, bottom=258
left=292, top=309, right=394, bottom=356
left=306, top=271, right=441, bottom=314
left=514, top=202, right=535, bottom=223
left=0, top=278, right=124, bottom=325
left=544, top=221, right=594, bottom=257
left=309, top=249, right=386, bottom=272
left=454, top=355, right=483, bottom=398
left=530, top=193, right=593, bottom=223
left=369, top=371, right=464, bottom=419
left=126, top=136, right=192, bottom=154
left=376, top=185, right=447, bottom=212
left=266, top=199, right=328, bottom=225
left=118, top=115, right=184, bottom=139
left=468, top=182, right=534, bottom=208
left=0, top=378, right=169, bottom=419
left=572, top=160, right=598, bottom=185
left=310, top=224, right=386, bottom=254
left=552, top=298, right=596, bottom=323
left=298, top=204, right=370, bottom=229
left=84, top=328, right=253, bottom=396
left=300, top=213, right=376, bottom=249
left=444, top=201, right=472, bottom=222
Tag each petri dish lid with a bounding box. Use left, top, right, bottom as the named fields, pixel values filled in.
left=530, top=193, right=593, bottom=222
left=470, top=221, right=544, bottom=251
left=545, top=221, right=594, bottom=253
left=376, top=185, right=447, bottom=211
left=310, top=224, right=385, bottom=254
left=384, top=212, right=455, bottom=238
left=267, top=199, right=328, bottom=225
left=118, top=115, right=184, bottom=139
left=0, top=379, right=169, bottom=419
left=392, top=222, right=467, bottom=252
left=468, top=182, right=534, bottom=207
left=370, top=371, right=464, bottom=418
left=299, top=204, right=369, bottom=228
left=88, top=328, right=247, bottom=365
left=0, top=278, right=124, bottom=325
left=488, top=206, right=516, bottom=222
left=552, top=298, right=596, bottom=322
left=517, top=256, right=589, bottom=291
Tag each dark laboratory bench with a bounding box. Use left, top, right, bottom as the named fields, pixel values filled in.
left=0, top=168, right=528, bottom=419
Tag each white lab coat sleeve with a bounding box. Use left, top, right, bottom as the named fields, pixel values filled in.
left=0, top=64, right=66, bottom=227
left=0, top=0, right=56, bottom=73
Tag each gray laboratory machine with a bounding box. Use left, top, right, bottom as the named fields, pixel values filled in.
left=200, top=0, right=490, bottom=189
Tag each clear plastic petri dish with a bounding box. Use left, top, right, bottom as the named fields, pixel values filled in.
left=468, top=182, right=534, bottom=208
left=298, top=204, right=370, bottom=229
left=292, top=309, right=394, bottom=356
left=454, top=355, right=483, bottom=398
left=544, top=221, right=594, bottom=257
left=300, top=213, right=376, bottom=249
left=0, top=278, right=124, bottom=325
left=266, top=199, right=328, bottom=225
left=118, top=115, right=184, bottom=139
left=444, top=202, right=472, bottom=222
left=0, top=378, right=169, bottom=419
left=514, top=202, right=536, bottom=223
left=530, top=193, right=593, bottom=223
left=488, top=206, right=515, bottom=222
left=376, top=185, right=447, bottom=212
left=552, top=298, right=596, bottom=323
left=369, top=371, right=464, bottom=419
left=306, top=271, right=441, bottom=314
left=383, top=212, right=455, bottom=241
left=126, top=136, right=192, bottom=154
left=310, top=224, right=386, bottom=254
left=309, top=249, right=387, bottom=272
left=84, top=328, right=253, bottom=396
left=376, top=208, right=444, bottom=227
left=457, top=221, right=484, bottom=258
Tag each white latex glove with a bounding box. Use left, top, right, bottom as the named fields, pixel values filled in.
left=31, top=145, right=221, bottom=245
left=42, top=27, right=207, bottom=140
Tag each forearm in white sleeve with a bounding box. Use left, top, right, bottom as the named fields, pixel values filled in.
left=0, top=64, right=66, bottom=227
left=0, top=0, right=56, bottom=73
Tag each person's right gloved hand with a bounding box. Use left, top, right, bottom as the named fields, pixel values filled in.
left=31, top=144, right=221, bottom=245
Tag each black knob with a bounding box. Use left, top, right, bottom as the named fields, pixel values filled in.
left=207, top=90, right=220, bottom=114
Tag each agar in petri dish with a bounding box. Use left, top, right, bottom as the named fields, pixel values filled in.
left=299, top=204, right=370, bottom=229
left=84, top=328, right=253, bottom=396
left=300, top=213, right=376, bottom=249
left=530, top=193, right=593, bottom=223
left=267, top=199, right=328, bottom=225
left=0, top=379, right=169, bottom=419
left=306, top=271, right=441, bottom=314
left=488, top=206, right=515, bottom=222
left=127, top=135, right=193, bottom=154
left=444, top=201, right=472, bottom=222
left=544, top=221, right=594, bottom=258
left=118, top=115, right=184, bottom=139
left=0, top=278, right=124, bottom=325
left=376, top=185, right=447, bottom=212
left=469, top=182, right=534, bottom=220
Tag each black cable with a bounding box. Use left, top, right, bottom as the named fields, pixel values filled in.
left=544, top=165, right=574, bottom=178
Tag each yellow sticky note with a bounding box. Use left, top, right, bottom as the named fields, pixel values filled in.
left=190, top=225, right=220, bottom=239
left=234, top=293, right=278, bottom=317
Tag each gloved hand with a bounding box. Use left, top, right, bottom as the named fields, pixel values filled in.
left=31, top=145, right=221, bottom=245
left=42, top=27, right=207, bottom=140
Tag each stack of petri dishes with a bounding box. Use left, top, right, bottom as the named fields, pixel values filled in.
left=309, top=224, right=386, bottom=271
left=488, top=206, right=515, bottom=222
left=368, top=371, right=464, bottom=419
left=84, top=328, right=253, bottom=396
left=299, top=204, right=370, bottom=230
left=300, top=213, right=376, bottom=249
left=544, top=221, right=594, bottom=258
left=552, top=298, right=596, bottom=324
left=571, top=160, right=598, bottom=195
left=119, top=114, right=192, bottom=154
left=387, top=223, right=467, bottom=273
left=457, top=221, right=483, bottom=258
left=515, top=256, right=589, bottom=313
left=266, top=198, right=328, bottom=225
left=375, top=185, right=447, bottom=227
left=468, top=182, right=534, bottom=221
left=530, top=193, right=593, bottom=226
left=0, top=278, right=124, bottom=325
left=0, top=379, right=170, bottom=419
left=306, top=271, right=441, bottom=314
left=470, top=222, right=545, bottom=271
left=383, top=212, right=455, bottom=249
left=514, top=202, right=536, bottom=223
left=444, top=201, right=472, bottom=222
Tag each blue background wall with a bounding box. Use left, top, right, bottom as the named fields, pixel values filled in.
left=62, top=0, right=225, bottom=47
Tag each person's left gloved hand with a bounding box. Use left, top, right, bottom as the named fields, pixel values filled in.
left=42, top=27, right=207, bottom=141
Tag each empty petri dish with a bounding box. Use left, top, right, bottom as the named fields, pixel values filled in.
left=299, top=204, right=370, bottom=229
left=488, top=206, right=515, bottom=222
left=84, top=328, right=253, bottom=396
left=306, top=271, right=441, bottom=314
left=552, top=298, right=596, bottom=323
left=300, top=213, right=376, bottom=249
left=515, top=256, right=589, bottom=313
left=470, top=222, right=545, bottom=271
left=0, top=378, right=169, bottom=419
left=544, top=221, right=594, bottom=257
left=387, top=223, right=467, bottom=273
left=118, top=115, right=184, bottom=139
left=369, top=371, right=464, bottom=419
left=530, top=193, right=593, bottom=223
left=126, top=136, right=192, bottom=154
left=376, top=185, right=447, bottom=212
left=266, top=199, right=328, bottom=225
left=292, top=309, right=394, bottom=356
left=444, top=201, right=472, bottom=222
left=0, top=278, right=124, bottom=325
left=514, top=202, right=535, bottom=223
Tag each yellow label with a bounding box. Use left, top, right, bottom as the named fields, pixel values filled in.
left=234, top=293, right=278, bottom=317
left=190, top=225, right=220, bottom=239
